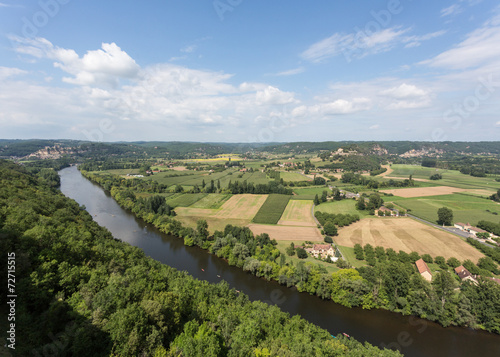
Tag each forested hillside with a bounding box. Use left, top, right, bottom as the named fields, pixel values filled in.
left=0, top=159, right=400, bottom=356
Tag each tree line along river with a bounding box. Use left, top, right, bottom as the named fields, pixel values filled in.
left=59, top=166, right=500, bottom=357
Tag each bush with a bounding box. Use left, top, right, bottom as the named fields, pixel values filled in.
left=422, top=254, right=434, bottom=264
left=324, top=236, right=333, bottom=243
left=354, top=244, right=364, bottom=260
left=435, top=256, right=447, bottom=270
left=296, top=248, right=308, bottom=259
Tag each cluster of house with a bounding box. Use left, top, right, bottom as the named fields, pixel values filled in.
left=341, top=190, right=359, bottom=199
left=126, top=174, right=144, bottom=178
left=454, top=222, right=495, bottom=239
left=304, top=244, right=338, bottom=262
left=415, top=258, right=500, bottom=285
left=376, top=206, right=405, bottom=217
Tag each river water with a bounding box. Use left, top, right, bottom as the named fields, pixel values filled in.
left=59, top=166, right=500, bottom=357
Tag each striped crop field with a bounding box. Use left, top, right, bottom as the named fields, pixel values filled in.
left=252, top=194, right=292, bottom=224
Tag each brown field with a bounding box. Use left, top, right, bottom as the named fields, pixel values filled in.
left=278, top=200, right=316, bottom=227
left=248, top=224, right=323, bottom=241
left=175, top=194, right=268, bottom=220
left=335, top=218, right=484, bottom=262
left=380, top=186, right=466, bottom=198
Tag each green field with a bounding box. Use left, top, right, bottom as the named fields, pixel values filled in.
left=164, top=193, right=208, bottom=208
left=292, top=186, right=331, bottom=200
left=252, top=194, right=291, bottom=224
left=336, top=246, right=366, bottom=269
left=189, top=194, right=232, bottom=209
left=314, top=199, right=371, bottom=218
left=389, top=193, right=500, bottom=225
left=388, top=164, right=500, bottom=191
left=280, top=171, right=310, bottom=182
left=144, top=169, right=270, bottom=188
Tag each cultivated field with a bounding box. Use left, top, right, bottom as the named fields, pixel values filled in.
left=335, top=217, right=484, bottom=262
left=389, top=193, right=500, bottom=225
left=189, top=193, right=232, bottom=209
left=253, top=194, right=291, bottom=224
left=165, top=193, right=207, bottom=207
left=315, top=199, right=371, bottom=218
left=380, top=186, right=466, bottom=198
left=388, top=164, right=500, bottom=191
left=144, top=169, right=270, bottom=188
left=248, top=224, right=323, bottom=242
left=176, top=194, right=268, bottom=220
left=280, top=171, right=311, bottom=182
left=278, top=200, right=316, bottom=226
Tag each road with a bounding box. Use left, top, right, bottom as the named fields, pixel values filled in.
left=408, top=214, right=497, bottom=249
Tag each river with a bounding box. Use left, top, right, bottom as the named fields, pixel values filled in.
left=59, top=166, right=500, bottom=357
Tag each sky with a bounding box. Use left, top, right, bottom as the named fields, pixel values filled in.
left=0, top=0, right=499, bottom=143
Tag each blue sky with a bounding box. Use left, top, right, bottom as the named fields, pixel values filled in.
left=1, top=0, right=499, bottom=143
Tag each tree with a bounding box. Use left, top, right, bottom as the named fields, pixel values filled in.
left=324, top=236, right=333, bottom=243
left=286, top=242, right=296, bottom=256
left=422, top=254, right=433, bottom=264
left=356, top=198, right=366, bottom=210
left=366, top=194, right=383, bottom=210
left=434, top=256, right=447, bottom=270
left=437, top=207, right=453, bottom=226
left=446, top=257, right=461, bottom=269
left=430, top=173, right=443, bottom=180
left=354, top=244, right=364, bottom=260
left=321, top=190, right=328, bottom=202
left=313, top=194, right=320, bottom=206
left=296, top=248, right=308, bottom=259
left=196, top=220, right=209, bottom=241
left=323, top=221, right=337, bottom=236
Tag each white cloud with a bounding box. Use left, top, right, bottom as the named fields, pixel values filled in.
left=301, top=27, right=411, bottom=62
left=273, top=67, right=305, bottom=76
left=495, top=121, right=500, bottom=127
left=292, top=97, right=371, bottom=118
left=382, top=83, right=428, bottom=99
left=302, top=26, right=440, bottom=63
left=369, top=124, right=380, bottom=130
left=181, top=44, right=197, bottom=53
left=255, top=86, right=297, bottom=105
left=422, top=15, right=500, bottom=70
left=441, top=4, right=463, bottom=17
left=11, top=37, right=140, bottom=87
left=403, top=30, right=447, bottom=48
left=0, top=66, right=26, bottom=80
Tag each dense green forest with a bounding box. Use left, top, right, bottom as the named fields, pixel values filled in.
left=82, top=169, right=500, bottom=335
left=0, top=160, right=402, bottom=356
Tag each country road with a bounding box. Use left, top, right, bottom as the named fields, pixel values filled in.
left=408, top=214, right=497, bottom=249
